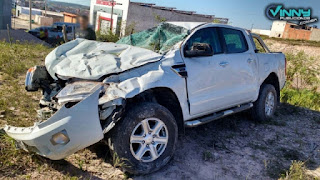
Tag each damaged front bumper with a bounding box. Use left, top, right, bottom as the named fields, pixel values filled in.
left=4, top=87, right=104, bottom=160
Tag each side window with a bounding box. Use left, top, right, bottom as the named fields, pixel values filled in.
left=221, top=28, right=248, bottom=53
left=186, top=28, right=222, bottom=54
left=253, top=38, right=266, bottom=53
left=67, top=26, right=73, bottom=33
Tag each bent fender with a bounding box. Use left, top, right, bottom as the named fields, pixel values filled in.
left=4, top=86, right=103, bottom=160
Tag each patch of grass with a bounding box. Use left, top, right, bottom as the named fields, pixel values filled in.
left=279, top=51, right=320, bottom=111
left=0, top=131, right=35, bottom=177
left=96, top=30, right=120, bottom=43
left=202, top=150, right=213, bottom=161
left=285, top=52, right=320, bottom=89
left=0, top=41, right=52, bottom=127
left=112, top=152, right=128, bottom=169
left=0, top=41, right=51, bottom=78
left=63, top=174, right=80, bottom=180
left=281, top=87, right=320, bottom=111
left=279, top=161, right=314, bottom=180
left=75, top=156, right=85, bottom=171
left=0, top=42, right=52, bottom=177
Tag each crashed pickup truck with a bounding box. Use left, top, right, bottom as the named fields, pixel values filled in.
left=4, top=22, right=286, bottom=174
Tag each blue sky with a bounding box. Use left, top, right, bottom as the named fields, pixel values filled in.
left=50, top=0, right=320, bottom=29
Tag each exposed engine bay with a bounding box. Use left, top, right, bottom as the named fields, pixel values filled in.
left=25, top=65, right=125, bottom=133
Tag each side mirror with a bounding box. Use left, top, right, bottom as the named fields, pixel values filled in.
left=184, top=43, right=214, bottom=57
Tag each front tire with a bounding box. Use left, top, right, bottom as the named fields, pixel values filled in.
left=251, top=84, right=278, bottom=121
left=107, top=102, right=178, bottom=174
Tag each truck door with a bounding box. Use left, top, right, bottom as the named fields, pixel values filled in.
left=183, top=27, right=258, bottom=116
left=218, top=27, right=258, bottom=106
left=182, top=27, right=230, bottom=116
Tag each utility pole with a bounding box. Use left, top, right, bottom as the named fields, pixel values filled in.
left=251, top=23, right=254, bottom=31
left=29, top=0, right=32, bottom=30
left=45, top=0, right=47, bottom=17
left=110, top=0, right=114, bottom=31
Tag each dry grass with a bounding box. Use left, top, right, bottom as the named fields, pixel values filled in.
left=260, top=35, right=320, bottom=48
left=0, top=41, right=53, bottom=177
left=0, top=41, right=126, bottom=179
left=0, top=41, right=52, bottom=127
left=280, top=161, right=316, bottom=180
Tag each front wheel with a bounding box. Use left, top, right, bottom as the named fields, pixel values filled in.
left=251, top=84, right=278, bottom=121
left=107, top=102, right=178, bottom=174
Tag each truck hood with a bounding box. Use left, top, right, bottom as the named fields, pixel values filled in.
left=45, top=39, right=162, bottom=80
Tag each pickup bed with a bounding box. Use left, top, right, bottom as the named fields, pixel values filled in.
left=4, top=22, right=286, bottom=174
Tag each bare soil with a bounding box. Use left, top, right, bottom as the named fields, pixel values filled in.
left=3, top=104, right=319, bottom=180
left=265, top=39, right=320, bottom=58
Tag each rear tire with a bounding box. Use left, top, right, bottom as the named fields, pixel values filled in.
left=251, top=84, right=277, bottom=122
left=107, top=102, right=178, bottom=175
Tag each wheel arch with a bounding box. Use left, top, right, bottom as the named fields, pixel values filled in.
left=126, top=87, right=185, bottom=134
left=261, top=72, right=280, bottom=103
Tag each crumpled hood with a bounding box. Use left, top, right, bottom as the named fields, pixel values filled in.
left=45, top=39, right=162, bottom=80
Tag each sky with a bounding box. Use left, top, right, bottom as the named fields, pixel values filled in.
left=49, top=0, right=320, bottom=30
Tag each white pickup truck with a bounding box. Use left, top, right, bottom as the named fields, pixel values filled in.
left=4, top=22, right=286, bottom=174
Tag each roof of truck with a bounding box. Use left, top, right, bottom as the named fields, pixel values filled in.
left=167, top=22, right=238, bottom=31
left=167, top=22, right=207, bottom=30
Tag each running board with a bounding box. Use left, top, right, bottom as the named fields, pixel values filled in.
left=185, top=103, right=253, bottom=127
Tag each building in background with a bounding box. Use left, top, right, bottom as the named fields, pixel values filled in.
left=251, top=29, right=271, bottom=36
left=15, top=5, right=64, bottom=26
left=0, top=0, right=12, bottom=29
left=16, top=6, right=42, bottom=17
left=45, top=11, right=64, bottom=23
left=90, top=0, right=228, bottom=36
left=270, top=21, right=287, bottom=38
left=270, top=21, right=320, bottom=41
left=63, top=12, right=78, bottom=23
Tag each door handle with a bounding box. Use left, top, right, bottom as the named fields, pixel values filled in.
left=247, top=58, right=254, bottom=63
left=219, top=62, right=229, bottom=67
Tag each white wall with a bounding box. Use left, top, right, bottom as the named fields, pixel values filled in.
left=90, top=0, right=130, bottom=36
left=270, top=21, right=287, bottom=38
left=20, top=6, right=42, bottom=15
left=252, top=29, right=271, bottom=36
left=95, top=11, right=118, bottom=34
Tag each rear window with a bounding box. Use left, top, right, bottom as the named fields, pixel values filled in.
left=221, top=28, right=248, bottom=53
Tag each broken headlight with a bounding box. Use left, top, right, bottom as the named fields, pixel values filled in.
left=55, top=82, right=102, bottom=104
left=25, top=66, right=52, bottom=92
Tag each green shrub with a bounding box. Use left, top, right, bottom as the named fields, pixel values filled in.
left=279, top=52, right=320, bottom=111
left=281, top=87, right=320, bottom=111
left=280, top=161, right=314, bottom=180
left=285, top=51, right=320, bottom=89
left=96, top=30, right=119, bottom=43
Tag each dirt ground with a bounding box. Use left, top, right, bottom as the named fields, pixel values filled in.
left=4, top=104, right=319, bottom=180
left=265, top=39, right=320, bottom=58
left=11, top=17, right=40, bottom=30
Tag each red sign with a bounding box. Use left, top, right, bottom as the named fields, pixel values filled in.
left=96, top=0, right=116, bottom=6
